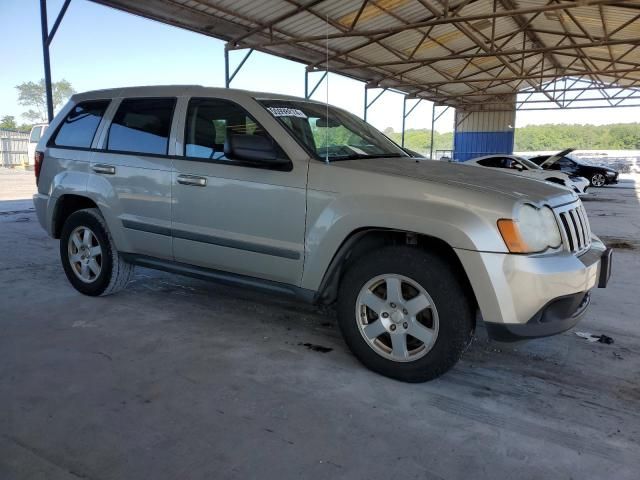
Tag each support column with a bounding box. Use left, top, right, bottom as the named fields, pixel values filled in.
left=224, top=47, right=253, bottom=88
left=39, top=0, right=71, bottom=122
left=363, top=86, right=386, bottom=123
left=453, top=95, right=516, bottom=161
left=40, top=0, right=54, bottom=122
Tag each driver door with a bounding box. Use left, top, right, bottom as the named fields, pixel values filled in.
left=171, top=97, right=307, bottom=286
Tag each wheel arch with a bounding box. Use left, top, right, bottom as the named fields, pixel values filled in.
left=313, top=228, right=478, bottom=313
left=52, top=194, right=99, bottom=239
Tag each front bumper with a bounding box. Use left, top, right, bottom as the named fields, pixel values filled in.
left=455, top=236, right=610, bottom=340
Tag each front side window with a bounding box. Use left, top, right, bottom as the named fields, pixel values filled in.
left=477, top=157, right=504, bottom=168
left=258, top=99, right=408, bottom=162
left=184, top=98, right=275, bottom=162
left=52, top=101, right=110, bottom=148
left=107, top=98, right=175, bottom=155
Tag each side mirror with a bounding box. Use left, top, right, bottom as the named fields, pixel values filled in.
left=515, top=164, right=524, bottom=171
left=224, top=134, right=288, bottom=166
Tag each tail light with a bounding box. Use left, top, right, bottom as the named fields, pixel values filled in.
left=34, top=151, right=44, bottom=185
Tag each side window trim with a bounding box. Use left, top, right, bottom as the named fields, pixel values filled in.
left=92, top=98, right=121, bottom=150
left=181, top=96, right=291, bottom=171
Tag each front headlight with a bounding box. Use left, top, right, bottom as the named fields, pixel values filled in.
left=498, top=205, right=562, bottom=253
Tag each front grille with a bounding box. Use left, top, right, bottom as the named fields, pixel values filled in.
left=555, top=202, right=591, bottom=254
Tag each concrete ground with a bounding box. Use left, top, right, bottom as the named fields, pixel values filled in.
left=1, top=167, right=639, bottom=479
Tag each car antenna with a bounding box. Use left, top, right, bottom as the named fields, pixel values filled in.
left=325, top=13, right=329, bottom=165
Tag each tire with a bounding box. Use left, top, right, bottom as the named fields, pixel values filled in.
left=60, top=208, right=134, bottom=296
left=590, top=173, right=606, bottom=187
left=336, top=246, right=474, bottom=382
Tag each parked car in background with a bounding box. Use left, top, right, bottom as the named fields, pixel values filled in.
left=466, top=154, right=590, bottom=195
left=530, top=149, right=619, bottom=187
left=32, top=86, right=612, bottom=382
left=27, top=123, right=48, bottom=166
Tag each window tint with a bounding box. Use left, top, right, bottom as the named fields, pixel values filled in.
left=52, top=101, right=110, bottom=148
left=184, top=98, right=273, bottom=161
left=107, top=98, right=175, bottom=155
left=477, top=157, right=504, bottom=168
left=30, top=126, right=42, bottom=143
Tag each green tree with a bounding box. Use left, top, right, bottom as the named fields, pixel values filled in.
left=15, top=78, right=75, bottom=122
left=0, top=115, right=18, bottom=130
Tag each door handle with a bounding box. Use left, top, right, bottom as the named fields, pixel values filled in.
left=177, top=174, right=207, bottom=187
left=92, top=164, right=116, bottom=175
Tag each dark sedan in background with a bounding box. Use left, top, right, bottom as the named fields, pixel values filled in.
left=530, top=148, right=619, bottom=187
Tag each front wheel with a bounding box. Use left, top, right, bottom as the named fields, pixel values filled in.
left=591, top=173, right=606, bottom=187
left=60, top=208, right=134, bottom=296
left=337, top=246, right=474, bottom=382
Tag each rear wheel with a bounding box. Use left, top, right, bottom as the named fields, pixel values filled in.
left=60, top=208, right=134, bottom=296
left=337, top=246, right=474, bottom=382
left=591, top=173, right=606, bottom=187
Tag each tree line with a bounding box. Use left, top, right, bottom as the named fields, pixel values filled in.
left=384, top=123, right=640, bottom=154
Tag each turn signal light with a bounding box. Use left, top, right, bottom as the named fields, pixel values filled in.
left=34, top=151, right=44, bottom=185
left=497, top=219, right=529, bottom=253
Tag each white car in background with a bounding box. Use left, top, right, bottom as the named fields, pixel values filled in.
left=466, top=154, right=590, bottom=195
left=27, top=124, right=48, bottom=166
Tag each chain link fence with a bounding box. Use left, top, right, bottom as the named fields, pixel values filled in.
left=1, top=129, right=29, bottom=167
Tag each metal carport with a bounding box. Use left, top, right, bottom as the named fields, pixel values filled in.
left=39, top=0, right=640, bottom=159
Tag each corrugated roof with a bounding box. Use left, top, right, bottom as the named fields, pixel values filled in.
left=91, top=0, right=640, bottom=109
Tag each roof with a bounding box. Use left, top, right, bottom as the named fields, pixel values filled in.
left=71, top=84, right=333, bottom=103
left=91, top=0, right=640, bottom=109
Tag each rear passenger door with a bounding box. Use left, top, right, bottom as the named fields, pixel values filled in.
left=171, top=97, right=307, bottom=286
left=91, top=97, right=176, bottom=260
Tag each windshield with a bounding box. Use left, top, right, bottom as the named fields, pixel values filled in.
left=517, top=157, right=542, bottom=170
left=258, top=99, right=408, bottom=161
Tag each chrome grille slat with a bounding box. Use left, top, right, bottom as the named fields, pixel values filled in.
left=569, top=210, right=585, bottom=247
left=554, top=201, right=591, bottom=255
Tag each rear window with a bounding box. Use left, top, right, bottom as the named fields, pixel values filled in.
left=52, top=101, right=110, bottom=148
left=107, top=98, right=175, bottom=155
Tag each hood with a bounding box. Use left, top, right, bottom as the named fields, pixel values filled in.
left=540, top=148, right=575, bottom=168
left=334, top=157, right=578, bottom=207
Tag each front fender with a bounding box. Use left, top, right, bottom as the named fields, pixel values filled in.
left=301, top=190, right=508, bottom=291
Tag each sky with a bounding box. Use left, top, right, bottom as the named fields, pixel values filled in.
left=1, top=0, right=639, bottom=134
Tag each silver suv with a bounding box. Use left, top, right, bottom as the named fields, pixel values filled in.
left=33, top=86, right=612, bottom=382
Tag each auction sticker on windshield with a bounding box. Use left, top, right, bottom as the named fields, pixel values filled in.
left=267, top=107, right=308, bottom=118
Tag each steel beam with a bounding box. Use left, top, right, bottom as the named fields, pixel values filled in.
left=364, top=87, right=386, bottom=122
left=225, top=47, right=254, bottom=88
left=305, top=70, right=328, bottom=99
left=40, top=0, right=54, bottom=122
left=257, top=0, right=625, bottom=48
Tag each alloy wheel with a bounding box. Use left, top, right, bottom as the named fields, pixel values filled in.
left=355, top=274, right=439, bottom=362
left=67, top=226, right=102, bottom=283
left=591, top=173, right=606, bottom=187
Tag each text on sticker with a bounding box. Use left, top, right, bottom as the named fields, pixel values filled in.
left=267, top=107, right=308, bottom=119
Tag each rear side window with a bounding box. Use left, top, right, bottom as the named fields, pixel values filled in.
left=184, top=98, right=272, bottom=161
left=52, top=100, right=110, bottom=148
left=107, top=98, right=175, bottom=155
